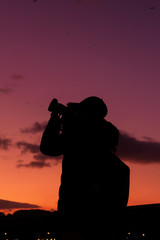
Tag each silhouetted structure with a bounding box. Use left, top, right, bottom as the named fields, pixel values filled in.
left=40, top=96, right=130, bottom=239
left=0, top=204, right=160, bottom=240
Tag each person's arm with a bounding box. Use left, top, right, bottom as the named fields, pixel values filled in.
left=40, top=113, right=64, bottom=156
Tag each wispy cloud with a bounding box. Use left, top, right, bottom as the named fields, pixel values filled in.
left=0, top=88, right=14, bottom=94
left=17, top=161, right=51, bottom=168
left=16, top=122, right=160, bottom=168
left=0, top=199, right=40, bottom=210
left=117, top=132, right=160, bottom=163
left=0, top=74, right=24, bottom=95
left=21, top=121, right=47, bottom=134
left=0, top=137, right=12, bottom=150
left=16, top=141, right=40, bottom=154
left=16, top=129, right=160, bottom=167
left=10, top=74, right=24, bottom=81
left=16, top=140, right=62, bottom=168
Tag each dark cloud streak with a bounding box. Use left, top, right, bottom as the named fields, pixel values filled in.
left=0, top=88, right=14, bottom=94
left=117, top=132, right=160, bottom=163
left=16, top=161, right=51, bottom=168
left=21, top=121, right=47, bottom=134
left=0, top=199, right=40, bottom=210
left=33, top=153, right=62, bottom=162
left=10, top=74, right=24, bottom=81
left=16, top=141, right=39, bottom=154
left=0, top=137, right=12, bottom=150
left=16, top=130, right=160, bottom=167
left=16, top=140, right=62, bottom=168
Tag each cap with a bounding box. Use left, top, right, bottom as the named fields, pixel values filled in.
left=79, top=96, right=108, bottom=118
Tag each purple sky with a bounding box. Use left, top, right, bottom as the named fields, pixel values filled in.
left=0, top=0, right=160, bottom=212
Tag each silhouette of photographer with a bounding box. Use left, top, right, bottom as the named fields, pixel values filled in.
left=40, top=96, right=130, bottom=240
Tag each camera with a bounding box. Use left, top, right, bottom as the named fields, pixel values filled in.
left=48, top=96, right=108, bottom=119
left=48, top=98, right=67, bottom=115
left=48, top=98, right=79, bottom=117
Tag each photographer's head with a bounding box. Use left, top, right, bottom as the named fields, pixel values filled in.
left=78, top=96, right=108, bottom=119
left=48, top=97, right=108, bottom=121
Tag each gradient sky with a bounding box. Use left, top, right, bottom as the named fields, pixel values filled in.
left=0, top=0, right=160, bottom=213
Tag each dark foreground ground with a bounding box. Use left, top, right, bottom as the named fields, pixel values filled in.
left=0, top=204, right=160, bottom=240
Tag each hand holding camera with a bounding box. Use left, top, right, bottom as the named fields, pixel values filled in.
left=48, top=98, right=67, bottom=117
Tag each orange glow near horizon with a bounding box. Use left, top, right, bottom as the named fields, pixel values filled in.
left=1, top=151, right=160, bottom=214
left=0, top=0, right=160, bottom=213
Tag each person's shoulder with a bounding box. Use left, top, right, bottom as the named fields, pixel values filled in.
left=105, top=120, right=117, bottom=127
left=103, top=120, right=119, bottom=132
left=113, top=154, right=130, bottom=173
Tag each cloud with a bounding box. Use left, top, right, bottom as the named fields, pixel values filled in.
left=33, top=153, right=62, bottom=167
left=0, top=74, right=24, bottom=96
left=0, top=88, right=14, bottom=94
left=10, top=74, right=24, bottom=81
left=17, top=161, right=51, bottom=168
left=16, top=130, right=160, bottom=166
left=0, top=199, right=40, bottom=210
left=16, top=140, right=62, bottom=168
left=21, top=121, right=47, bottom=134
left=0, top=137, right=12, bottom=150
left=117, top=132, right=160, bottom=163
left=16, top=141, right=39, bottom=154
left=16, top=154, right=62, bottom=169
left=33, top=153, right=62, bottom=162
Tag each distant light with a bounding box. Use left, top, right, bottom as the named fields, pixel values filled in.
left=142, top=233, right=145, bottom=237
left=128, top=232, right=131, bottom=235
left=47, top=232, right=50, bottom=234
left=4, top=233, right=7, bottom=235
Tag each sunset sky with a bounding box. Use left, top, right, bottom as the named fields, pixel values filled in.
left=0, top=0, right=160, bottom=213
